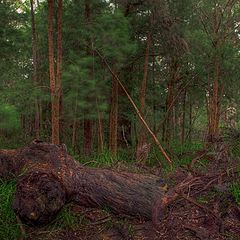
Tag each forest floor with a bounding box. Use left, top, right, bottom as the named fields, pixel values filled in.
left=0, top=143, right=240, bottom=240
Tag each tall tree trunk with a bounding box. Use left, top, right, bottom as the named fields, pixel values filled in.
left=188, top=97, right=192, bottom=143
left=109, top=71, right=119, bottom=156
left=163, top=57, right=180, bottom=146
left=56, top=0, right=62, bottom=142
left=72, top=94, right=79, bottom=150
left=47, top=0, right=57, bottom=144
left=47, top=0, right=62, bottom=144
left=83, top=1, right=93, bottom=156
left=84, top=120, right=93, bottom=156
left=136, top=33, right=151, bottom=163
left=207, top=60, right=221, bottom=142
left=206, top=6, right=222, bottom=142
left=30, top=0, right=40, bottom=139
left=181, top=90, right=186, bottom=145
left=97, top=111, right=104, bottom=153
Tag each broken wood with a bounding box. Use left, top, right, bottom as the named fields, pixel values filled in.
left=0, top=140, right=170, bottom=226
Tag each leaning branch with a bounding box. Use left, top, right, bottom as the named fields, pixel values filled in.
left=95, top=49, right=172, bottom=167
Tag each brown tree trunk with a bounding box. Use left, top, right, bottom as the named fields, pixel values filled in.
left=30, top=0, right=40, bottom=139
left=97, top=111, right=104, bottom=153
left=47, top=0, right=62, bottom=144
left=83, top=1, right=93, bottom=156
left=207, top=58, right=221, bottom=142
left=188, top=97, right=192, bottom=142
left=0, top=141, right=168, bottom=226
left=181, top=90, right=186, bottom=145
left=83, top=119, right=93, bottom=156
left=47, top=0, right=57, bottom=144
left=109, top=72, right=119, bottom=156
left=56, top=0, right=63, bottom=142
left=136, top=33, right=151, bottom=163
left=163, top=57, right=180, bottom=146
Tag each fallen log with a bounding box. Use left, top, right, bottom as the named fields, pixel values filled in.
left=0, top=140, right=170, bottom=226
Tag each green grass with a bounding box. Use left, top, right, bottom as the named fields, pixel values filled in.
left=231, top=183, right=240, bottom=206
left=0, top=180, right=21, bottom=240
left=146, top=141, right=204, bottom=173
left=51, top=205, right=87, bottom=230
left=0, top=180, right=88, bottom=239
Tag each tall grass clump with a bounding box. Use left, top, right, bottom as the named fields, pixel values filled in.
left=0, top=180, right=21, bottom=240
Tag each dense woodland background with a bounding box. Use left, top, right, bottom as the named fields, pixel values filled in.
left=0, top=1, right=240, bottom=239
left=0, top=0, right=240, bottom=162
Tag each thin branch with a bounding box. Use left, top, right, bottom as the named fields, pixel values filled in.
left=95, top=49, right=172, bottom=167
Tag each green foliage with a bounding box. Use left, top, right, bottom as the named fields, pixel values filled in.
left=52, top=205, right=86, bottom=229
left=147, top=141, right=204, bottom=173
left=0, top=180, right=21, bottom=240
left=95, top=9, right=136, bottom=63
left=0, top=104, right=20, bottom=133
left=231, top=183, right=240, bottom=206
left=63, top=56, right=108, bottom=120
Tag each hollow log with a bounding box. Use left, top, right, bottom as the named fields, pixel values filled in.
left=0, top=141, right=169, bottom=226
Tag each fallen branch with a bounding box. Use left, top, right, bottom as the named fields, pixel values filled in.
left=95, top=49, right=172, bottom=167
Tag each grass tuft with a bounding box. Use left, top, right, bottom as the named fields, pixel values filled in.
left=0, top=180, right=21, bottom=240
left=231, top=183, right=240, bottom=206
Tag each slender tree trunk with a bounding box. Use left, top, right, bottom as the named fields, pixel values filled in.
left=164, top=78, right=174, bottom=145
left=206, top=9, right=222, bottom=142
left=47, top=0, right=57, bottom=144
left=56, top=0, right=62, bottom=141
left=72, top=94, right=78, bottom=150
left=136, top=33, right=151, bottom=163
left=207, top=62, right=221, bottom=141
left=30, top=0, right=40, bottom=139
left=83, top=120, right=93, bottom=156
left=164, top=57, right=180, bottom=146
left=72, top=118, right=77, bottom=150
left=181, top=90, right=186, bottom=145
left=83, top=1, right=93, bottom=156
left=152, top=55, right=156, bottom=133
left=47, top=0, right=62, bottom=144
left=109, top=71, right=119, bottom=156
left=97, top=111, right=104, bottom=153
left=188, top=97, right=192, bottom=142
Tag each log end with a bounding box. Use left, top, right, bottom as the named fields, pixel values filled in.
left=13, top=171, right=66, bottom=226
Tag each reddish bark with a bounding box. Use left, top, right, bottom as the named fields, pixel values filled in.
left=0, top=141, right=168, bottom=226
left=30, top=0, right=40, bottom=139
left=109, top=72, right=119, bottom=156
left=47, top=0, right=62, bottom=144
left=136, top=32, right=151, bottom=163
left=83, top=1, right=93, bottom=155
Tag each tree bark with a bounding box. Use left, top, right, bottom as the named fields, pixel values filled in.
left=83, top=1, right=93, bottom=156
left=136, top=32, right=151, bottom=164
left=56, top=0, right=63, bottom=141
left=47, top=0, right=62, bottom=144
left=30, top=0, right=40, bottom=139
left=0, top=141, right=167, bottom=226
left=181, top=90, right=186, bottom=145
left=83, top=119, right=93, bottom=155
left=109, top=71, right=119, bottom=156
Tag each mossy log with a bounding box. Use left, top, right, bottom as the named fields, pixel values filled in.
left=0, top=141, right=170, bottom=226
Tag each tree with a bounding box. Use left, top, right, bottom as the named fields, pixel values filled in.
left=47, top=0, right=62, bottom=144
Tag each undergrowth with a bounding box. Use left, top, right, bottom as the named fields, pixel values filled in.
left=0, top=180, right=20, bottom=240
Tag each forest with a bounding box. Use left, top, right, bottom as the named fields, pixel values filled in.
left=0, top=0, right=240, bottom=239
